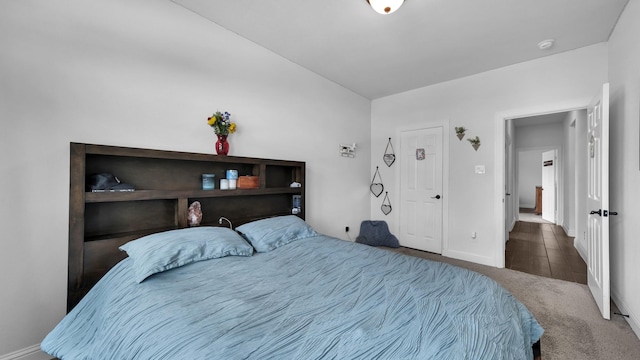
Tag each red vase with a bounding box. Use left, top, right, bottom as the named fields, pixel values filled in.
left=215, top=134, right=229, bottom=155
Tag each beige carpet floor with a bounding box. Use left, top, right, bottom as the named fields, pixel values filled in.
left=386, top=247, right=640, bottom=360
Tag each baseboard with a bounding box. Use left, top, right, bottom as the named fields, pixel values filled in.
left=508, top=217, right=516, bottom=232
left=443, top=249, right=496, bottom=268
left=611, top=290, right=640, bottom=340
left=574, top=238, right=587, bottom=263
left=561, top=223, right=575, bottom=237
left=0, top=345, right=50, bottom=360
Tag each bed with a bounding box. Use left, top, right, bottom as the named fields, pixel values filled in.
left=43, top=215, right=543, bottom=359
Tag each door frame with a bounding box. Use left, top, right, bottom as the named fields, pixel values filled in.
left=494, top=102, right=586, bottom=267
left=394, top=120, right=450, bottom=256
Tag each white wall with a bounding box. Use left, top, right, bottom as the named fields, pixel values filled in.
left=607, top=0, right=640, bottom=338
left=517, top=150, right=542, bottom=208
left=371, top=43, right=608, bottom=267
left=515, top=122, right=564, bottom=149
left=0, top=0, right=371, bottom=357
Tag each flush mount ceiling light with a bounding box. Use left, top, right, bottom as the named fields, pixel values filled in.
left=537, top=39, right=555, bottom=50
left=367, top=0, right=405, bottom=15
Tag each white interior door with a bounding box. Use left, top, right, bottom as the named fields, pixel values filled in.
left=541, top=150, right=556, bottom=223
left=587, top=83, right=610, bottom=320
left=399, top=127, right=443, bottom=253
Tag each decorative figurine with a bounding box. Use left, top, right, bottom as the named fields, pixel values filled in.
left=188, top=201, right=202, bottom=226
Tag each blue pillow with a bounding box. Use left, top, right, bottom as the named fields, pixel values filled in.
left=355, top=220, right=400, bottom=248
left=119, top=227, right=253, bottom=283
left=236, top=215, right=318, bottom=252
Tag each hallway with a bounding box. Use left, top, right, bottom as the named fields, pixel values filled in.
left=506, top=220, right=587, bottom=284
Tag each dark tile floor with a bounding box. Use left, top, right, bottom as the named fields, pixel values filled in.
left=506, top=218, right=587, bottom=285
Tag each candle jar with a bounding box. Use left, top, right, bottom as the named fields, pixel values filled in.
left=202, top=174, right=215, bottom=190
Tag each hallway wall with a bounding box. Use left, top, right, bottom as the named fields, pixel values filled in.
left=518, top=150, right=543, bottom=208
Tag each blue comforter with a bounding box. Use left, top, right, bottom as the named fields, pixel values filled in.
left=42, top=235, right=543, bottom=359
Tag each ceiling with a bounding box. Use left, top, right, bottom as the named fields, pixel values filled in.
left=171, top=0, right=629, bottom=100
left=513, top=112, right=569, bottom=127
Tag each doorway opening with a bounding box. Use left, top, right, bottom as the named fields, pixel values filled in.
left=501, top=109, right=588, bottom=282
left=495, top=103, right=588, bottom=268
left=496, top=84, right=610, bottom=319
left=516, top=147, right=559, bottom=224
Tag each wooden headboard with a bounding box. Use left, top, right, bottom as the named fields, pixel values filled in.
left=68, top=143, right=305, bottom=311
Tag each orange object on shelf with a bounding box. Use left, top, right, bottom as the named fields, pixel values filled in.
left=237, top=176, right=259, bottom=189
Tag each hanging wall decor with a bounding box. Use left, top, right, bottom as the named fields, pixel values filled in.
left=381, top=191, right=392, bottom=215
left=370, top=166, right=384, bottom=197
left=383, top=137, right=396, bottom=167
left=455, top=126, right=467, bottom=140
left=468, top=136, right=481, bottom=151
left=416, top=148, right=425, bottom=160
left=339, top=143, right=357, bottom=157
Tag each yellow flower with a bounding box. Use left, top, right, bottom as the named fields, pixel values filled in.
left=207, top=111, right=235, bottom=135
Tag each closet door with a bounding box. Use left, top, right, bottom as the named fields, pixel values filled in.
left=399, top=126, right=443, bottom=254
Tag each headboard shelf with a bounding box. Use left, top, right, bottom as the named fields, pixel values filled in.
left=84, top=226, right=179, bottom=243
left=68, top=142, right=305, bottom=311
left=85, top=187, right=302, bottom=203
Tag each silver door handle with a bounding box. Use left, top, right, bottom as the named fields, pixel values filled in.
left=431, top=195, right=441, bottom=199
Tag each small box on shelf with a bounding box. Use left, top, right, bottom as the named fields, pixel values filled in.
left=238, top=176, right=259, bottom=189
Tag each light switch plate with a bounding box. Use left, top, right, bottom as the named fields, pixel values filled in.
left=475, top=165, right=486, bottom=174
